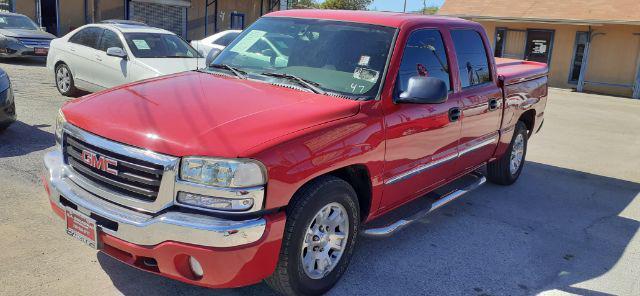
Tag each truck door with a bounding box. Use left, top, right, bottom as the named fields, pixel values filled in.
left=449, top=29, right=502, bottom=171
left=381, top=29, right=462, bottom=210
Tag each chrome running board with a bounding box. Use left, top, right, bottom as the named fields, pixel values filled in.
left=363, top=173, right=486, bottom=237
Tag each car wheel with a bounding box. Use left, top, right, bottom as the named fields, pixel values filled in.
left=265, top=176, right=360, bottom=296
left=487, top=121, right=528, bottom=185
left=55, top=63, right=79, bottom=97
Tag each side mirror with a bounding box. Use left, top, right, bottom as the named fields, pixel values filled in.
left=206, top=48, right=223, bottom=66
left=106, top=47, right=127, bottom=59
left=396, top=76, right=448, bottom=104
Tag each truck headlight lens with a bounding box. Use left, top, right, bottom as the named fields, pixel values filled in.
left=180, top=157, right=266, bottom=188
left=177, top=192, right=254, bottom=211
left=55, top=110, right=66, bottom=145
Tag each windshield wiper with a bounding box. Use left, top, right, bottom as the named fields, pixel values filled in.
left=261, top=72, right=325, bottom=94
left=209, top=64, right=247, bottom=79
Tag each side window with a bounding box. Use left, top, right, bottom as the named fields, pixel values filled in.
left=397, top=29, right=451, bottom=93
left=450, top=30, right=492, bottom=88
left=69, top=27, right=103, bottom=49
left=212, top=32, right=239, bottom=46
left=99, top=29, right=123, bottom=52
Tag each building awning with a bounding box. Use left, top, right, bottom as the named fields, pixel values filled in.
left=130, top=0, right=191, bottom=7
left=446, top=15, right=640, bottom=27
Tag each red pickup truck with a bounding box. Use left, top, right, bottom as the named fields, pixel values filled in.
left=43, top=10, right=547, bottom=295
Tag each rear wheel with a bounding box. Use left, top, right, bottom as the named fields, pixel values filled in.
left=487, top=121, right=528, bottom=185
left=265, top=176, right=360, bottom=296
left=55, top=63, right=79, bottom=97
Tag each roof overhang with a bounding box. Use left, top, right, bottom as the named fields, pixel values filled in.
left=441, top=14, right=640, bottom=26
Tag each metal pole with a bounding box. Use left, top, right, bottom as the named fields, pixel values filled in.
left=632, top=33, right=640, bottom=99
left=403, top=0, right=407, bottom=12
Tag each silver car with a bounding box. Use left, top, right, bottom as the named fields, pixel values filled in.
left=0, top=12, right=56, bottom=58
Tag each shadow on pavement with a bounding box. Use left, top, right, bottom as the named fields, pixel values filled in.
left=0, top=57, right=47, bottom=67
left=97, top=161, right=639, bottom=296
left=0, top=121, right=54, bottom=157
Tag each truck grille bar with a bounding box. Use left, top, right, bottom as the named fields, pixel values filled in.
left=64, top=134, right=164, bottom=201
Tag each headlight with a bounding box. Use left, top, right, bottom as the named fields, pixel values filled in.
left=55, top=109, right=66, bottom=145
left=180, top=157, right=266, bottom=188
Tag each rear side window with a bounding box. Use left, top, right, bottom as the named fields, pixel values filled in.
left=450, top=30, right=492, bottom=88
left=213, top=32, right=240, bottom=46
left=397, top=29, right=451, bottom=93
left=69, top=27, right=103, bottom=49
left=99, top=29, right=124, bottom=52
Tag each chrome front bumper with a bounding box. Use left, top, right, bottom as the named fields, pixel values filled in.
left=44, top=150, right=267, bottom=248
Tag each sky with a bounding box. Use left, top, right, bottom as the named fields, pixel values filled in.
left=368, top=0, right=446, bottom=12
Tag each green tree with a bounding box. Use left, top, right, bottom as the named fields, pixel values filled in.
left=421, top=6, right=439, bottom=14
left=320, top=0, right=373, bottom=10
left=291, top=0, right=320, bottom=9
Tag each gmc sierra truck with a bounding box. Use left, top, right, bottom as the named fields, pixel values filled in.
left=43, top=10, right=547, bottom=296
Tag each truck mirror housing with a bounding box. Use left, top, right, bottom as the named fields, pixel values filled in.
left=397, top=76, right=448, bottom=104
left=106, top=47, right=127, bottom=59
left=206, top=48, right=223, bottom=66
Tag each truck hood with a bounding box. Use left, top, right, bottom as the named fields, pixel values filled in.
left=135, top=58, right=204, bottom=75
left=62, top=71, right=360, bottom=157
left=0, top=29, right=56, bottom=39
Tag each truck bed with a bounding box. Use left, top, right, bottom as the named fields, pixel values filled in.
left=495, top=58, right=548, bottom=85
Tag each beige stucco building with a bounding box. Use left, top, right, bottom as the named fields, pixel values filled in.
left=439, top=0, right=640, bottom=99
left=3, top=0, right=283, bottom=41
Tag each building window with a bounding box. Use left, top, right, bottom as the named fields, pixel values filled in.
left=494, top=28, right=506, bottom=57
left=230, top=12, right=245, bottom=30
left=0, top=0, right=11, bottom=12
left=569, top=31, right=589, bottom=84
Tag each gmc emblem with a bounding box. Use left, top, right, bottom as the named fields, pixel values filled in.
left=81, top=150, right=118, bottom=176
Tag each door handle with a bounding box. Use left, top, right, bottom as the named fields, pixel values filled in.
left=488, top=98, right=499, bottom=111
left=448, top=107, right=461, bottom=122
left=96, top=55, right=102, bottom=62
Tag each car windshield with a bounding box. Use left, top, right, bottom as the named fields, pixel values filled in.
left=0, top=15, right=39, bottom=30
left=123, top=33, right=201, bottom=58
left=210, top=17, right=396, bottom=99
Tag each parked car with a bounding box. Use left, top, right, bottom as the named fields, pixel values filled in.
left=0, top=11, right=56, bottom=58
left=43, top=10, right=548, bottom=296
left=0, top=67, right=15, bottom=131
left=46, top=23, right=203, bottom=96
left=190, top=29, right=241, bottom=57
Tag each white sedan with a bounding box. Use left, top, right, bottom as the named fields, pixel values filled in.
left=47, top=23, right=204, bottom=96
left=190, top=30, right=241, bottom=58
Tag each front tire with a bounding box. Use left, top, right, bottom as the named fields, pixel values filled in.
left=487, top=121, right=528, bottom=185
left=55, top=63, right=79, bottom=97
left=266, top=176, right=360, bottom=296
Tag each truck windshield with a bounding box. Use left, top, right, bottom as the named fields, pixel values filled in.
left=123, top=33, right=201, bottom=58
left=211, top=17, right=396, bottom=99
left=0, top=15, right=39, bottom=30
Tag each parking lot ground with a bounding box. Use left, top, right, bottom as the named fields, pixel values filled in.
left=0, top=59, right=639, bottom=296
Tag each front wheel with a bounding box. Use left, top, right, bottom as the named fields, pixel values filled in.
left=487, top=121, right=528, bottom=185
left=265, top=176, right=360, bottom=296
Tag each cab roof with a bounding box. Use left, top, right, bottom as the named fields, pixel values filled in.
left=265, top=9, right=475, bottom=28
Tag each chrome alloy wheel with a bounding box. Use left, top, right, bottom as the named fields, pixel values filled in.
left=56, top=66, right=71, bottom=93
left=301, top=202, right=349, bottom=280
left=510, top=133, right=525, bottom=174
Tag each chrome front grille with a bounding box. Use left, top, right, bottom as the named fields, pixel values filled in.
left=16, top=37, right=51, bottom=48
left=64, top=134, right=164, bottom=202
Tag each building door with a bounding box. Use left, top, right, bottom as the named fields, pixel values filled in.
left=128, top=1, right=187, bottom=37
left=525, top=29, right=554, bottom=63
left=41, top=0, right=59, bottom=35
